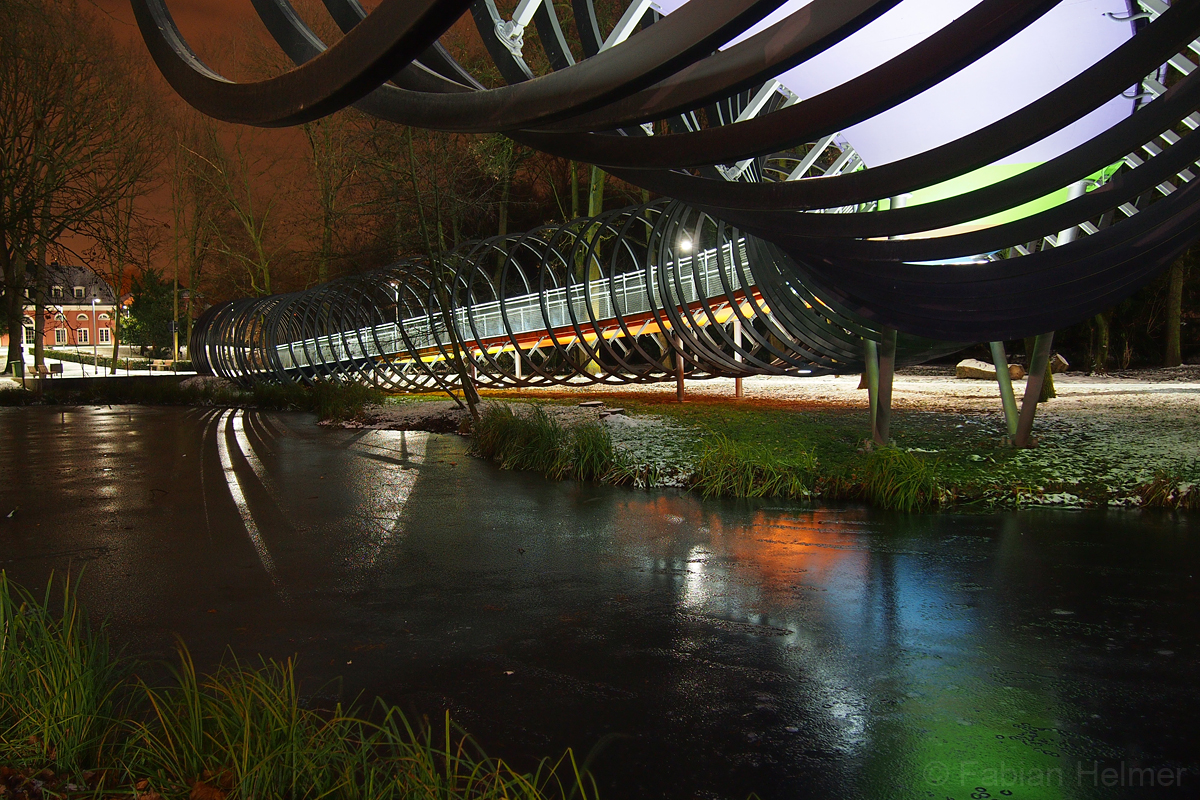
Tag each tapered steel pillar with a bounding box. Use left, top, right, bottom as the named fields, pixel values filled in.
left=1014, top=333, right=1053, bottom=448
left=733, top=316, right=743, bottom=399
left=674, top=331, right=685, bottom=402
left=989, top=341, right=1019, bottom=439
left=864, top=338, right=880, bottom=435
left=874, top=329, right=897, bottom=446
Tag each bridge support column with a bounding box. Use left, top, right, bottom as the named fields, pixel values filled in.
left=873, top=329, right=897, bottom=447
left=733, top=316, right=743, bottom=399
left=1014, top=332, right=1053, bottom=448
left=864, top=338, right=880, bottom=437
left=513, top=347, right=522, bottom=380
left=674, top=331, right=685, bottom=402
left=989, top=341, right=1019, bottom=440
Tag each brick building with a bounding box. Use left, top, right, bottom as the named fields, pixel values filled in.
left=1, top=264, right=118, bottom=352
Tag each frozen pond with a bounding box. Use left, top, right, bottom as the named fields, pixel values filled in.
left=0, top=406, right=1196, bottom=799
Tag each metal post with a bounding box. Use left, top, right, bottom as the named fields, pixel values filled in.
left=1014, top=333, right=1053, bottom=448
left=989, top=341, right=1020, bottom=439
left=874, top=328, right=897, bottom=446
left=513, top=346, right=522, bottom=380
left=91, top=297, right=97, bottom=376
left=864, top=338, right=879, bottom=434
left=173, top=271, right=180, bottom=364
left=733, top=315, right=743, bottom=399
left=674, top=331, right=685, bottom=402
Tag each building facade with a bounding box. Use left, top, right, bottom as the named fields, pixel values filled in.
left=1, top=264, right=118, bottom=352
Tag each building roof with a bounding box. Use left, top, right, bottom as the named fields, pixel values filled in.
left=29, top=264, right=116, bottom=304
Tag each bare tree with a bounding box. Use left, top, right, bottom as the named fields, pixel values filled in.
left=0, top=0, right=159, bottom=372
left=191, top=125, right=289, bottom=298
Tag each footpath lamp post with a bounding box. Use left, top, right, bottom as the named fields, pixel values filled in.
left=91, top=296, right=98, bottom=375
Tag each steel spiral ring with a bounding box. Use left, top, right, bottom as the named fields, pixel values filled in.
left=191, top=199, right=953, bottom=388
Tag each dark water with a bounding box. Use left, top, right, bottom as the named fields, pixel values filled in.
left=1, top=406, right=1197, bottom=799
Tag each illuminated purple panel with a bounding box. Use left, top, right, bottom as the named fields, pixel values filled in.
left=654, top=0, right=1135, bottom=167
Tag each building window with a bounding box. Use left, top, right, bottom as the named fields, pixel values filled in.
left=98, top=327, right=111, bottom=345
left=54, top=313, right=65, bottom=322
left=73, top=286, right=85, bottom=299
left=77, top=328, right=89, bottom=345
left=76, top=313, right=88, bottom=321
left=51, top=286, right=63, bottom=299
left=98, top=312, right=111, bottom=321
left=55, top=328, right=67, bottom=345
left=23, top=324, right=35, bottom=346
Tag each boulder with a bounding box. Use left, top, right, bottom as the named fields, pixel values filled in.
left=1049, top=353, right=1070, bottom=373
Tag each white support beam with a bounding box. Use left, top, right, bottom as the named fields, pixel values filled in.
left=601, top=0, right=655, bottom=51
left=785, top=135, right=837, bottom=181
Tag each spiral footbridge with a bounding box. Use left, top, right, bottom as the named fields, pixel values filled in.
left=133, top=0, right=1200, bottom=404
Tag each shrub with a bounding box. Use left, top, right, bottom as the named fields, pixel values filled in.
left=251, top=380, right=384, bottom=422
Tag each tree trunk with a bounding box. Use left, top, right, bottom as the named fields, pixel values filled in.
left=588, top=165, right=605, bottom=217
left=1093, top=312, right=1110, bottom=374
left=498, top=172, right=510, bottom=239
left=4, top=249, right=28, bottom=372
left=570, top=161, right=579, bottom=220
left=1164, top=259, right=1184, bottom=367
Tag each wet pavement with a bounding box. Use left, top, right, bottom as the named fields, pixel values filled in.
left=1, top=406, right=1197, bottom=799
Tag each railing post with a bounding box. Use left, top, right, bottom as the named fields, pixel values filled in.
left=989, top=341, right=1019, bottom=440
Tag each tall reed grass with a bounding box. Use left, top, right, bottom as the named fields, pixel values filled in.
left=0, top=573, right=124, bottom=773
left=857, top=448, right=944, bottom=512
left=0, top=573, right=595, bottom=799
left=472, top=405, right=616, bottom=482
left=690, top=435, right=818, bottom=501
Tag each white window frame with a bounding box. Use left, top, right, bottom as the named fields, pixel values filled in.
left=73, top=286, right=85, bottom=299
left=23, top=323, right=36, bottom=345
left=54, top=327, right=67, bottom=345
left=77, top=327, right=89, bottom=345
left=98, top=327, right=111, bottom=345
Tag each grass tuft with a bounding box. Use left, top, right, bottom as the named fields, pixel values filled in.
left=858, top=448, right=944, bottom=512
left=1137, top=470, right=1199, bottom=510
left=0, top=573, right=596, bottom=799
left=0, top=572, right=125, bottom=773
left=690, top=435, right=817, bottom=501
left=472, top=405, right=617, bottom=482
